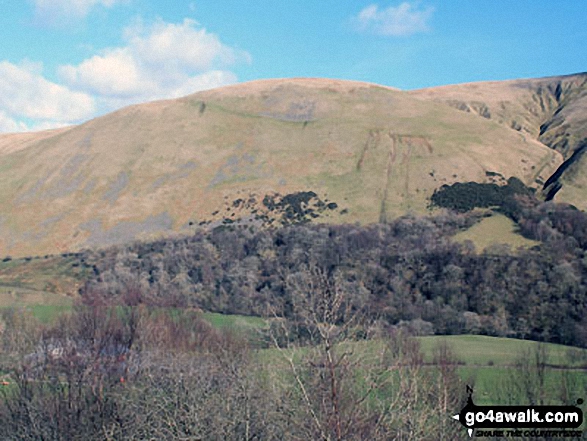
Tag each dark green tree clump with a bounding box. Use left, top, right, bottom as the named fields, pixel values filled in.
left=429, top=177, right=534, bottom=216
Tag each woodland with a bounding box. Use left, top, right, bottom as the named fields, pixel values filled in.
left=82, top=181, right=587, bottom=348
left=1, top=181, right=587, bottom=440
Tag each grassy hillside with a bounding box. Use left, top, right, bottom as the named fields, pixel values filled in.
left=411, top=72, right=587, bottom=207
left=452, top=213, right=539, bottom=251
left=0, top=254, right=85, bottom=291
left=0, top=78, right=562, bottom=257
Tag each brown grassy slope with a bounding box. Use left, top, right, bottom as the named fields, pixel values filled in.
left=0, top=78, right=562, bottom=257
left=0, top=128, right=70, bottom=155
left=410, top=73, right=587, bottom=205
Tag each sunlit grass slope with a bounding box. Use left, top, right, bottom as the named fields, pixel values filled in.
left=0, top=78, right=561, bottom=257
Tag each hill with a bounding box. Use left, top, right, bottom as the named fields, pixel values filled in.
left=411, top=73, right=587, bottom=204
left=0, top=77, right=568, bottom=257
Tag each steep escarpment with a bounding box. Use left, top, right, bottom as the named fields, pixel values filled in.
left=536, top=76, right=587, bottom=155
left=411, top=73, right=587, bottom=205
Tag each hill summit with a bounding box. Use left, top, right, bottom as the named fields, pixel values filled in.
left=2, top=75, right=586, bottom=257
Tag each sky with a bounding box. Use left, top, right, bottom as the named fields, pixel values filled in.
left=0, top=0, right=585, bottom=132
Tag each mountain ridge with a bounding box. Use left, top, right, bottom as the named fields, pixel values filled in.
left=2, top=74, right=585, bottom=257
left=410, top=72, right=587, bottom=202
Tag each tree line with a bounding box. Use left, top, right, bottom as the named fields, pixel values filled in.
left=80, top=192, right=587, bottom=348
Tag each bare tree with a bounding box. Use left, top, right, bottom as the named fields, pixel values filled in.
left=497, top=342, right=550, bottom=405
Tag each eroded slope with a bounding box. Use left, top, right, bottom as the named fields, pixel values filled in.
left=411, top=73, right=587, bottom=204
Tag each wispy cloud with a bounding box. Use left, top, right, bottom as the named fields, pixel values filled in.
left=33, top=0, right=127, bottom=25
left=59, top=18, right=250, bottom=109
left=0, top=61, right=95, bottom=131
left=0, top=110, right=28, bottom=133
left=353, top=2, right=434, bottom=36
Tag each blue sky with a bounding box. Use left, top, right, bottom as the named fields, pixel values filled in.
left=0, top=0, right=585, bottom=132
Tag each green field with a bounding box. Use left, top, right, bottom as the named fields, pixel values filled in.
left=452, top=213, right=539, bottom=251
left=1, top=299, right=584, bottom=369
left=257, top=333, right=587, bottom=408
left=202, top=311, right=267, bottom=331
left=458, top=366, right=586, bottom=405
left=417, top=335, right=586, bottom=367
left=0, top=254, right=86, bottom=309
left=418, top=335, right=587, bottom=405
left=2, top=296, right=585, bottom=408
left=0, top=276, right=587, bottom=404
left=0, top=291, right=73, bottom=324
left=0, top=254, right=93, bottom=329
left=0, top=301, right=268, bottom=332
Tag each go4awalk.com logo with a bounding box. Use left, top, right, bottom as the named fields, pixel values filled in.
left=452, top=387, right=584, bottom=438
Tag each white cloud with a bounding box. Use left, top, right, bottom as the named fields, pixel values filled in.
left=0, top=111, right=28, bottom=133
left=59, top=48, right=150, bottom=98
left=127, top=19, right=244, bottom=73
left=0, top=17, right=248, bottom=132
left=33, top=0, right=125, bottom=22
left=354, top=2, right=434, bottom=36
left=0, top=61, right=96, bottom=131
left=59, top=18, right=250, bottom=108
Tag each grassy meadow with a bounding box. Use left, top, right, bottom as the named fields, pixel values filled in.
left=452, top=213, right=540, bottom=251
